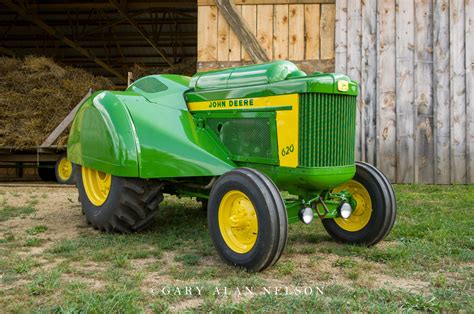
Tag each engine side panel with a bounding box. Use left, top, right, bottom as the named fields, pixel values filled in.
left=68, top=89, right=236, bottom=178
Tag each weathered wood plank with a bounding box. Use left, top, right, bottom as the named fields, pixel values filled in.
left=199, top=0, right=335, bottom=4
left=396, top=0, right=415, bottom=183
left=289, top=4, right=305, bottom=60
left=273, top=4, right=289, bottom=60
left=433, top=0, right=451, bottom=184
left=320, top=4, right=335, bottom=60
left=217, top=9, right=230, bottom=62
left=334, top=0, right=347, bottom=73
left=449, top=0, right=467, bottom=183
left=257, top=4, right=274, bottom=60
left=241, top=5, right=257, bottom=61
left=215, top=0, right=269, bottom=63
left=361, top=0, right=377, bottom=165
left=414, top=0, right=434, bottom=183
left=40, top=90, right=92, bottom=147
left=466, top=0, right=474, bottom=183
left=198, top=59, right=334, bottom=73
left=376, top=0, right=397, bottom=181
left=197, top=5, right=218, bottom=62
left=229, top=4, right=241, bottom=61
left=304, top=4, right=320, bottom=60
left=347, top=1, right=361, bottom=160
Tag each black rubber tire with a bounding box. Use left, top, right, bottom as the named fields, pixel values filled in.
left=55, top=154, right=76, bottom=185
left=322, top=161, right=396, bottom=246
left=38, top=163, right=56, bottom=182
left=76, top=165, right=163, bottom=233
left=208, top=168, right=288, bottom=272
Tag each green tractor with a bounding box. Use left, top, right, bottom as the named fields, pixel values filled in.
left=68, top=61, right=396, bottom=271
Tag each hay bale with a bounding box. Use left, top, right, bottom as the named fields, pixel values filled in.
left=0, top=56, right=113, bottom=149
left=130, top=58, right=197, bottom=80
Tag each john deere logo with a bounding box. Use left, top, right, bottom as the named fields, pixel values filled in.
left=337, top=80, right=349, bottom=92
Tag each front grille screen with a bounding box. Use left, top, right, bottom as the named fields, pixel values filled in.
left=299, top=93, right=357, bottom=167
left=207, top=118, right=273, bottom=159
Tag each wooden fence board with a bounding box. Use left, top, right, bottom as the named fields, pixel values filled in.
left=395, top=0, right=415, bottom=183
left=467, top=0, right=474, bottom=183
left=320, top=4, right=335, bottom=60
left=289, top=4, right=305, bottom=60
left=376, top=0, right=397, bottom=181
left=433, top=0, right=451, bottom=183
left=241, top=5, right=257, bottom=61
left=347, top=1, right=361, bottom=160
left=257, top=5, right=274, bottom=59
left=449, top=0, right=467, bottom=183
left=229, top=4, right=241, bottom=61
left=334, top=0, right=347, bottom=73
left=197, top=6, right=218, bottom=61
left=361, top=0, right=377, bottom=165
left=304, top=4, right=320, bottom=60
left=217, top=10, right=230, bottom=62
left=414, top=0, right=434, bottom=183
left=273, top=4, right=289, bottom=60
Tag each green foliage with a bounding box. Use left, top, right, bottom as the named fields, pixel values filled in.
left=0, top=203, right=36, bottom=221
left=26, top=225, right=48, bottom=235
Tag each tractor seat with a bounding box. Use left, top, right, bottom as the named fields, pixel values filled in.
left=189, top=60, right=306, bottom=91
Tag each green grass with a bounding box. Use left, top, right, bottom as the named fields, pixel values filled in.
left=0, top=186, right=472, bottom=312
left=26, top=225, right=48, bottom=235
left=0, top=202, right=36, bottom=222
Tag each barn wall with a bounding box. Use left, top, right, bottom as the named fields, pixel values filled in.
left=197, top=0, right=336, bottom=73
left=336, top=0, right=473, bottom=184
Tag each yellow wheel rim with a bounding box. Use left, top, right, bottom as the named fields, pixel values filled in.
left=57, top=157, right=73, bottom=182
left=82, top=167, right=111, bottom=206
left=218, top=190, right=258, bottom=254
left=333, top=180, right=372, bottom=232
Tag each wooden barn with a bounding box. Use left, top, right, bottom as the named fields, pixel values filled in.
left=0, top=0, right=473, bottom=184
left=196, top=0, right=473, bottom=184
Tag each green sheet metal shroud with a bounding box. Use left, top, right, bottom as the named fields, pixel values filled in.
left=68, top=61, right=358, bottom=192
left=67, top=75, right=236, bottom=178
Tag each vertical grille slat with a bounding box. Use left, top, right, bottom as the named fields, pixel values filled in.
left=299, top=93, right=356, bottom=168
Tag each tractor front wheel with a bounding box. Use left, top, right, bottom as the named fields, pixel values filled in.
left=208, top=168, right=288, bottom=272
left=77, top=165, right=163, bottom=233
left=322, top=161, right=396, bottom=246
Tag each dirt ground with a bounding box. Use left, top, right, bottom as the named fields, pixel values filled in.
left=0, top=184, right=472, bottom=312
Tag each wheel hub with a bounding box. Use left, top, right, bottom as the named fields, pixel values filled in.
left=82, top=167, right=111, bottom=206
left=218, top=190, right=258, bottom=254
left=332, top=180, right=372, bottom=232
left=58, top=158, right=73, bottom=181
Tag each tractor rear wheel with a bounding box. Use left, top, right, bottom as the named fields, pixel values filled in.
left=77, top=165, right=163, bottom=233
left=208, top=168, right=288, bottom=272
left=322, top=161, right=396, bottom=246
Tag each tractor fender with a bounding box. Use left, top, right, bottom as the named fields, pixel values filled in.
left=68, top=89, right=236, bottom=178
left=67, top=91, right=140, bottom=176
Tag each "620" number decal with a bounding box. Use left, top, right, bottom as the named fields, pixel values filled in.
left=281, top=144, right=295, bottom=156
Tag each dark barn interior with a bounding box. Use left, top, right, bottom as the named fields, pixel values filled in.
left=0, top=0, right=198, bottom=85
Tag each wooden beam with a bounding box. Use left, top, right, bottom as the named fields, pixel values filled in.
left=40, top=90, right=92, bottom=148
left=109, top=0, right=173, bottom=66
left=0, top=0, right=126, bottom=82
left=214, top=0, right=269, bottom=63
left=199, top=0, right=335, bottom=5
left=24, top=2, right=197, bottom=10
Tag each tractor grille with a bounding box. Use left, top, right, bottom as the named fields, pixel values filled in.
left=207, top=117, right=273, bottom=159
left=299, top=93, right=357, bottom=167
